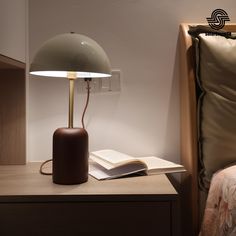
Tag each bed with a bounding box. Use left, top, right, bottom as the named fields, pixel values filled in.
left=179, top=23, right=236, bottom=236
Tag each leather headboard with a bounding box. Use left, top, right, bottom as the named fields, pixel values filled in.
left=190, top=27, right=236, bottom=190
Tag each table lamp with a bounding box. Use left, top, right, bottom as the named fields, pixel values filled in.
left=30, top=33, right=111, bottom=184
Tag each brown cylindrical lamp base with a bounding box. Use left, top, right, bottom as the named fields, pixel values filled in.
left=53, top=127, right=88, bottom=185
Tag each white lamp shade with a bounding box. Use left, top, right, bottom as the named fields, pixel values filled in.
left=30, top=33, right=111, bottom=78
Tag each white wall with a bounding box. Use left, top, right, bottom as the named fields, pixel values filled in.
left=28, top=0, right=236, bottom=163
left=0, top=0, right=27, bottom=62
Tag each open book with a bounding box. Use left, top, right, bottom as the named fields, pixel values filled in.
left=89, top=149, right=185, bottom=180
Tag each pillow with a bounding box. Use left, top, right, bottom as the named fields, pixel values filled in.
left=193, top=32, right=236, bottom=190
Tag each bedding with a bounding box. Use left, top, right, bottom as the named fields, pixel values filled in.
left=200, top=165, right=236, bottom=236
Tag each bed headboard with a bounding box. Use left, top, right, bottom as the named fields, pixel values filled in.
left=179, top=23, right=236, bottom=236
left=179, top=23, right=199, bottom=236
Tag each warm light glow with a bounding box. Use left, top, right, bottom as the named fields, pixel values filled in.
left=30, top=71, right=111, bottom=78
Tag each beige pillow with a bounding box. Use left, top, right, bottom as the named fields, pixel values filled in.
left=196, top=34, right=236, bottom=190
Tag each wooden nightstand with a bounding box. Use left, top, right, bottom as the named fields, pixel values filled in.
left=0, top=163, right=179, bottom=236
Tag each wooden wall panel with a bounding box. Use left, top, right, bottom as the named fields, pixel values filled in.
left=0, top=55, right=26, bottom=164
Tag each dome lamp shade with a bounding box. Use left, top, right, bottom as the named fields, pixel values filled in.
left=30, top=33, right=111, bottom=78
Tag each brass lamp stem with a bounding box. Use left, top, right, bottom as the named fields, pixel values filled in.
left=67, top=72, right=77, bottom=128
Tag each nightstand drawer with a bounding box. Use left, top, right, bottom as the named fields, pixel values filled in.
left=0, top=201, right=172, bottom=236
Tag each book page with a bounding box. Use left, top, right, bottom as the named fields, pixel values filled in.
left=91, top=149, right=136, bottom=165
left=90, top=155, right=115, bottom=170
left=137, top=156, right=185, bottom=174
left=89, top=161, right=146, bottom=180
left=137, top=156, right=182, bottom=169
